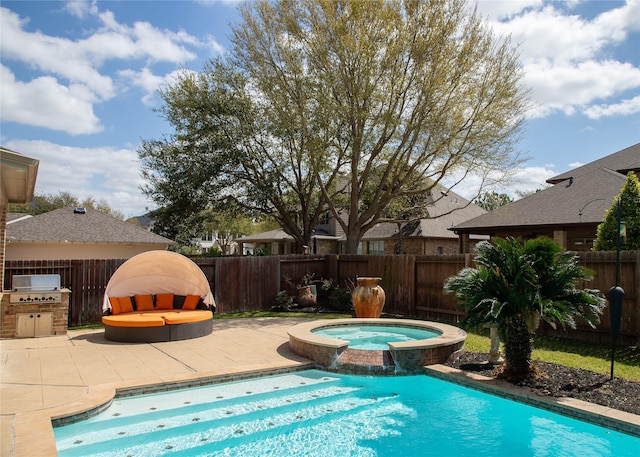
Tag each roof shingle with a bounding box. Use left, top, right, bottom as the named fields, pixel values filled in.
left=6, top=207, right=175, bottom=245
left=454, top=166, right=628, bottom=232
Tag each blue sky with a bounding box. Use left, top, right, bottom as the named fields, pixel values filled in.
left=1, top=0, right=639, bottom=217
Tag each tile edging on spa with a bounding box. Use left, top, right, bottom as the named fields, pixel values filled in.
left=425, top=364, right=640, bottom=438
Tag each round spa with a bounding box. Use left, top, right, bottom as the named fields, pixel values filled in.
left=288, top=318, right=466, bottom=375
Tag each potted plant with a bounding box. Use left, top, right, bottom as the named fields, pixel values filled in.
left=295, top=273, right=317, bottom=308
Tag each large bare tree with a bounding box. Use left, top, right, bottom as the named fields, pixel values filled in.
left=231, top=0, right=528, bottom=253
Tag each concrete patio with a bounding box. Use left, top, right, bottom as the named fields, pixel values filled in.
left=1, top=318, right=313, bottom=457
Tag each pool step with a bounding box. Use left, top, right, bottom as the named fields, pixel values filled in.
left=56, top=380, right=410, bottom=456
left=333, top=349, right=397, bottom=375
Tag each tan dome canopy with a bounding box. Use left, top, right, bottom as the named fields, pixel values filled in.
left=103, top=250, right=215, bottom=312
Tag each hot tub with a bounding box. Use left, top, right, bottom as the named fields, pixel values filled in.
left=288, top=318, right=467, bottom=374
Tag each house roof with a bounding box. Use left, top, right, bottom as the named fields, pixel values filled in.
left=0, top=146, right=39, bottom=204
left=236, top=185, right=486, bottom=243
left=6, top=213, right=32, bottom=223
left=547, top=142, right=640, bottom=184
left=6, top=207, right=175, bottom=245
left=235, top=228, right=295, bottom=243
left=453, top=166, right=627, bottom=234
left=364, top=189, right=487, bottom=240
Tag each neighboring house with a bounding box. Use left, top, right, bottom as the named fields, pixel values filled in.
left=128, top=214, right=155, bottom=232
left=452, top=142, right=640, bottom=253
left=195, top=230, right=240, bottom=255
left=235, top=228, right=310, bottom=255
left=362, top=191, right=488, bottom=255
left=235, top=186, right=487, bottom=255
left=5, top=207, right=175, bottom=261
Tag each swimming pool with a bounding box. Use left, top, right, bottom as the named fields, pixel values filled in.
left=54, top=370, right=639, bottom=456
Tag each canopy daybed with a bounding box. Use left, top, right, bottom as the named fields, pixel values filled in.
left=102, top=250, right=215, bottom=342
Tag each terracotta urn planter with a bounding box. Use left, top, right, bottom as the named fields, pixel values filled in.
left=295, top=285, right=316, bottom=308
left=351, top=277, right=386, bottom=318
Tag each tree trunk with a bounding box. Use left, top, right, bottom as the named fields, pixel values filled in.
left=502, top=314, right=532, bottom=381
left=344, top=234, right=361, bottom=254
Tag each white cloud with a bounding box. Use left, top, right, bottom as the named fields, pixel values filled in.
left=477, top=0, right=640, bottom=120
left=0, top=65, right=103, bottom=135
left=5, top=139, right=152, bottom=217
left=0, top=8, right=115, bottom=100
left=583, top=94, right=640, bottom=119
left=524, top=60, right=640, bottom=118
left=497, top=166, right=555, bottom=197
left=472, top=0, right=544, bottom=20
left=490, top=6, right=609, bottom=63
left=63, top=0, right=98, bottom=19
left=205, top=36, right=226, bottom=56
left=0, top=5, right=202, bottom=134
left=444, top=164, right=557, bottom=202
left=119, top=68, right=194, bottom=106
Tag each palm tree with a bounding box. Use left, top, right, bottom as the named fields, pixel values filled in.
left=444, top=237, right=605, bottom=381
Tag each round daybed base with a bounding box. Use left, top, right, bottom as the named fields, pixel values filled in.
left=103, top=311, right=214, bottom=343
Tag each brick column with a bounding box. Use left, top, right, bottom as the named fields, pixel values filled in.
left=0, top=204, right=7, bottom=290
left=553, top=229, right=568, bottom=249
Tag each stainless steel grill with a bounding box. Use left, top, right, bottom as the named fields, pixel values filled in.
left=10, top=274, right=62, bottom=304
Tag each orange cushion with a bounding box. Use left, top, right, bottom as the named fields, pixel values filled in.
left=134, top=294, right=154, bottom=311
left=119, top=296, right=134, bottom=314
left=102, top=314, right=165, bottom=327
left=182, top=294, right=201, bottom=310
left=155, top=293, right=174, bottom=310
left=159, top=310, right=212, bottom=324
left=108, top=296, right=122, bottom=315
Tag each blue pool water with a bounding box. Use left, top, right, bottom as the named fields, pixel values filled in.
left=54, top=370, right=639, bottom=457
left=312, top=325, right=439, bottom=350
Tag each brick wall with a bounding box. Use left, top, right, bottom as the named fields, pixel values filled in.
left=0, top=290, right=70, bottom=338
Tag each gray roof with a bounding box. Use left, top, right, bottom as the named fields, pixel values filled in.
left=235, top=185, right=486, bottom=243
left=6, top=207, right=175, bottom=245
left=547, top=142, right=640, bottom=184
left=235, top=228, right=294, bottom=243
left=453, top=166, right=627, bottom=233
left=364, top=189, right=487, bottom=240
left=6, top=213, right=31, bottom=223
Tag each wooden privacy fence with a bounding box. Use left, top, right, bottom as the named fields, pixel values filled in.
left=3, top=251, right=639, bottom=344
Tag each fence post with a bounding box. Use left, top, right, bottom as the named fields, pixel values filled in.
left=326, top=255, right=338, bottom=283
left=70, top=260, right=82, bottom=327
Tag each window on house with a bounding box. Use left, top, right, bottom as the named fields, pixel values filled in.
left=368, top=240, right=384, bottom=255
left=436, top=246, right=444, bottom=255
left=201, top=232, right=213, bottom=242
left=571, top=238, right=594, bottom=247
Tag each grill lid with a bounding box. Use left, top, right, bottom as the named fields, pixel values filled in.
left=12, top=274, right=61, bottom=292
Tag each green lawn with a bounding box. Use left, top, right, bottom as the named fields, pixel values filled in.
left=464, top=330, right=640, bottom=382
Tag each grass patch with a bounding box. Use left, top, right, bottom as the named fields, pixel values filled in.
left=213, top=311, right=351, bottom=320
left=464, top=329, right=640, bottom=382
left=68, top=323, right=104, bottom=330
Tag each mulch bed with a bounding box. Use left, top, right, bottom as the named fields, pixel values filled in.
left=446, top=352, right=640, bottom=416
